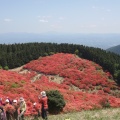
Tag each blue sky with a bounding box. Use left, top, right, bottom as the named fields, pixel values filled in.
left=0, top=0, right=120, bottom=33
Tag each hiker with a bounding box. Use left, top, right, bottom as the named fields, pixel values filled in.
left=0, top=98, right=6, bottom=120
left=18, top=97, right=26, bottom=120
left=4, top=99, right=15, bottom=120
left=12, top=100, right=19, bottom=120
left=38, top=91, right=48, bottom=120
left=6, top=97, right=12, bottom=105
left=0, top=98, right=5, bottom=106
left=32, top=102, right=41, bottom=120
left=0, top=106, right=6, bottom=120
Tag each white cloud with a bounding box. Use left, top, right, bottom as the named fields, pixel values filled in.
left=43, top=16, right=51, bottom=18
left=50, top=24, right=62, bottom=29
left=4, top=18, right=12, bottom=22
left=39, top=19, right=48, bottom=23
left=37, top=15, right=51, bottom=19
left=37, top=16, right=51, bottom=23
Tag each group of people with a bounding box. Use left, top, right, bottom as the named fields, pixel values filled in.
left=0, top=97, right=26, bottom=120
left=0, top=91, right=48, bottom=120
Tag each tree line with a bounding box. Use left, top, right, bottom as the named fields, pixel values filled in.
left=0, top=42, right=120, bottom=84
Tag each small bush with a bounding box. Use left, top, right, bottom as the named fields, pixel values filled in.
left=0, top=65, right=3, bottom=69
left=11, top=83, right=20, bottom=88
left=99, top=97, right=111, bottom=108
left=4, top=66, right=9, bottom=70
left=46, top=90, right=66, bottom=114
left=21, top=80, right=26, bottom=84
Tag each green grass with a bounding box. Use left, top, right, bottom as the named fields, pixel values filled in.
left=25, top=108, right=120, bottom=120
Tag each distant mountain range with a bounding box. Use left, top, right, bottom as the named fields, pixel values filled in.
left=0, top=33, right=120, bottom=49
left=107, top=45, right=120, bottom=55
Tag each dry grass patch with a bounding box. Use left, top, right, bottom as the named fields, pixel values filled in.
left=25, top=108, right=120, bottom=120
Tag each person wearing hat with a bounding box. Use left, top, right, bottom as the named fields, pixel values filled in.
left=38, top=91, right=48, bottom=120
left=5, top=99, right=10, bottom=120
left=4, top=99, right=15, bottom=120
left=0, top=98, right=5, bottom=106
left=12, top=100, right=19, bottom=120
left=18, top=97, right=26, bottom=120
left=32, top=102, right=41, bottom=120
left=6, top=97, right=12, bottom=105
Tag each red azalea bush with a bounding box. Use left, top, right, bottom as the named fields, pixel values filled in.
left=24, top=53, right=118, bottom=93
left=0, top=53, right=120, bottom=115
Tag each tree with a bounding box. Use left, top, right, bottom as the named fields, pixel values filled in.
left=46, top=90, right=66, bottom=114
left=114, top=70, right=120, bottom=84
left=4, top=66, right=9, bottom=70
left=0, top=65, right=2, bottom=69
left=74, top=49, right=79, bottom=55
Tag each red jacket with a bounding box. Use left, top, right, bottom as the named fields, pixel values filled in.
left=39, top=97, right=48, bottom=109
left=34, top=105, right=40, bottom=111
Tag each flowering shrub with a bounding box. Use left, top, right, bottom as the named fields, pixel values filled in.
left=0, top=53, right=120, bottom=115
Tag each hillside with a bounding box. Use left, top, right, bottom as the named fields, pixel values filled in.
left=1, top=53, right=120, bottom=115
left=107, top=45, right=120, bottom=55
left=0, top=43, right=120, bottom=84
left=1, top=42, right=120, bottom=85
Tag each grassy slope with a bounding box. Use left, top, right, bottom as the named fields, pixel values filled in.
left=26, top=108, right=120, bottom=120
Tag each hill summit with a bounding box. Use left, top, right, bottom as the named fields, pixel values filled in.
left=1, top=53, right=120, bottom=115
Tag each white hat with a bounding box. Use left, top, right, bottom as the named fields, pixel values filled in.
left=13, top=100, right=17, bottom=103
left=20, top=97, right=24, bottom=102
left=33, top=102, right=37, bottom=106
left=41, top=91, right=46, bottom=97
left=5, top=99, right=9, bottom=103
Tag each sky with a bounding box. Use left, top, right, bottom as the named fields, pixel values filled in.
left=0, top=0, right=120, bottom=34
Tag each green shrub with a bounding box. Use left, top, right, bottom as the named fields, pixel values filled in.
left=46, top=90, right=66, bottom=114
left=74, top=49, right=79, bottom=55
left=11, top=83, right=20, bottom=88
left=0, top=65, right=3, bottom=69
left=43, top=52, right=48, bottom=56
left=21, top=80, right=26, bottom=84
left=49, top=52, right=55, bottom=55
left=99, top=97, right=111, bottom=108
left=4, top=66, right=9, bottom=70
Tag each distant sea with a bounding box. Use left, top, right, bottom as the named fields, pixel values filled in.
left=0, top=33, right=120, bottom=50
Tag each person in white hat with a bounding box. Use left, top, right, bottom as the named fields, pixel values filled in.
left=5, top=97, right=12, bottom=105
left=5, top=99, right=9, bottom=103
left=38, top=91, right=48, bottom=120
left=12, top=99, right=19, bottom=120
left=4, top=99, right=13, bottom=120
left=32, top=102, right=41, bottom=119
left=41, top=91, right=46, bottom=97
left=18, top=97, right=26, bottom=120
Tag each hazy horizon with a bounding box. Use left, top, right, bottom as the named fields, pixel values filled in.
left=0, top=32, right=120, bottom=50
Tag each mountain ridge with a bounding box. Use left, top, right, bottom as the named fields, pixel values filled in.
left=107, top=45, right=120, bottom=55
